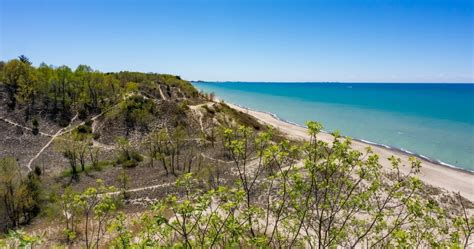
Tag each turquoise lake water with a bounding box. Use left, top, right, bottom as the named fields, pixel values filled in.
left=193, top=82, right=474, bottom=171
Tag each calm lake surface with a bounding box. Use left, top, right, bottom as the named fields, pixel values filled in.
left=193, top=82, right=474, bottom=171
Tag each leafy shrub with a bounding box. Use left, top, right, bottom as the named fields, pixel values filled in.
left=76, top=124, right=92, bottom=134
left=115, top=137, right=143, bottom=168
left=31, top=118, right=39, bottom=135
left=73, top=119, right=94, bottom=140
left=115, top=150, right=143, bottom=168
left=78, top=107, right=88, bottom=120
left=120, top=95, right=155, bottom=129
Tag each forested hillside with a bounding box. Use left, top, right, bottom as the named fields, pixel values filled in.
left=0, top=56, right=472, bottom=248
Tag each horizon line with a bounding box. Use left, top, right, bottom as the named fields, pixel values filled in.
left=1, top=57, right=472, bottom=84
left=191, top=81, right=474, bottom=84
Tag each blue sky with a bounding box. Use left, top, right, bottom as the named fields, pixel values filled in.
left=1, top=0, right=472, bottom=82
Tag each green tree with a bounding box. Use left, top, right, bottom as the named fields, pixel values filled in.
left=170, top=125, right=187, bottom=174
left=222, top=125, right=266, bottom=238
left=31, top=118, right=39, bottom=135
left=57, top=180, right=119, bottom=248
left=116, top=169, right=130, bottom=200
left=76, top=180, right=117, bottom=248
left=57, top=187, right=80, bottom=243
left=108, top=212, right=131, bottom=248
left=145, top=129, right=172, bottom=175
left=120, top=95, right=155, bottom=132
left=0, top=156, right=23, bottom=229
left=2, top=59, right=28, bottom=108
left=56, top=65, right=73, bottom=114
left=55, top=137, right=80, bottom=181
left=16, top=63, right=38, bottom=121
left=88, top=142, right=101, bottom=170
left=0, top=157, right=41, bottom=230
left=115, top=136, right=143, bottom=168
left=18, top=55, right=32, bottom=65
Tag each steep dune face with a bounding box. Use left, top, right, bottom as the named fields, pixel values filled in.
left=0, top=78, right=206, bottom=232
left=0, top=84, right=199, bottom=170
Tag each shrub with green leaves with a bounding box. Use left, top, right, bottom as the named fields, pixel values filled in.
left=115, top=137, right=143, bottom=168
left=31, top=118, right=39, bottom=135
left=55, top=180, right=120, bottom=247
left=120, top=95, right=155, bottom=130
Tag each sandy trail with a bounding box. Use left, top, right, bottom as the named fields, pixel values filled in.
left=25, top=114, right=79, bottom=171
left=25, top=110, right=109, bottom=171
left=227, top=103, right=474, bottom=202
left=158, top=85, right=168, bottom=100
left=189, top=104, right=205, bottom=134
left=0, top=116, right=53, bottom=137
left=107, top=182, right=173, bottom=196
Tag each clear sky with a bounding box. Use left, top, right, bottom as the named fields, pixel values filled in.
left=1, top=0, right=473, bottom=82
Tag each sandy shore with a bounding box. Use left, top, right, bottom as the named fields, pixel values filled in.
left=227, top=103, right=474, bottom=202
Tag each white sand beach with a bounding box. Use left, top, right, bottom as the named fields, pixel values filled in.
left=227, top=103, right=474, bottom=202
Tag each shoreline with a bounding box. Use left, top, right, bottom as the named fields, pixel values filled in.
left=224, top=101, right=474, bottom=202
left=228, top=102, right=472, bottom=173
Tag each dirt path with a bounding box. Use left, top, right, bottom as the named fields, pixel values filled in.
left=25, top=109, right=111, bottom=171
left=108, top=154, right=259, bottom=197
left=189, top=105, right=205, bottom=134
left=25, top=114, right=79, bottom=171
left=105, top=182, right=173, bottom=196
left=0, top=116, right=53, bottom=137
left=158, top=85, right=167, bottom=100
left=200, top=152, right=233, bottom=164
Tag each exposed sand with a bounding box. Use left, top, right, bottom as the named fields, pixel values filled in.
left=227, top=103, right=474, bottom=202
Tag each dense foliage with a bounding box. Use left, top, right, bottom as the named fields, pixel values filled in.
left=0, top=56, right=197, bottom=124
left=0, top=157, right=41, bottom=230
